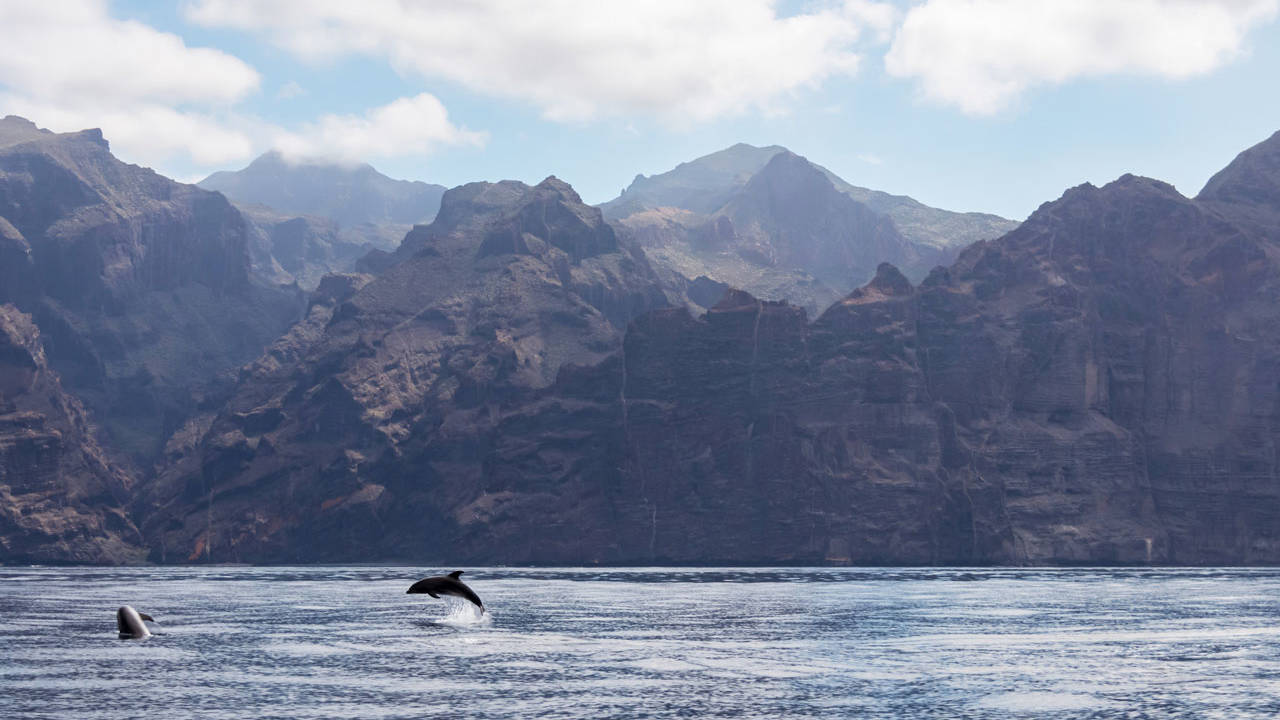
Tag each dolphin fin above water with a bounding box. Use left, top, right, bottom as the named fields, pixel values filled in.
left=406, top=570, right=484, bottom=610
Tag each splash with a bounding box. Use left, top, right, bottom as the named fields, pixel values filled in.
left=431, top=597, right=491, bottom=628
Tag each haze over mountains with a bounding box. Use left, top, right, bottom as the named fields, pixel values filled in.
left=198, top=152, right=448, bottom=289
left=4, top=113, right=1280, bottom=566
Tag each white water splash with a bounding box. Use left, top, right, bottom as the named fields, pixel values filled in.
left=431, top=597, right=491, bottom=628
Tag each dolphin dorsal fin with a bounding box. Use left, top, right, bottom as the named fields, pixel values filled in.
left=448, top=570, right=464, bottom=579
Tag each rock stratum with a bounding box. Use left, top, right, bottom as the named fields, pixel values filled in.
left=143, top=130, right=1280, bottom=565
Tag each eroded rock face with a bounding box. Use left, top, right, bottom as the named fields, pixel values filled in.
left=141, top=131, right=1280, bottom=566
left=420, top=168, right=1280, bottom=565
left=0, top=305, right=144, bottom=563
left=0, top=116, right=303, bottom=462
left=141, top=177, right=669, bottom=562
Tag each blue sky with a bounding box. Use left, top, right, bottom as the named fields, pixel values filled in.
left=2, top=1, right=1278, bottom=220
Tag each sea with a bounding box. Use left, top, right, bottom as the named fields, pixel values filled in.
left=3, top=566, right=1280, bottom=718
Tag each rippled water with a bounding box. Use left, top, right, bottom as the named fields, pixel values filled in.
left=4, top=567, right=1280, bottom=718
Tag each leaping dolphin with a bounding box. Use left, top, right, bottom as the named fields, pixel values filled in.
left=406, top=571, right=484, bottom=610
left=116, top=606, right=156, bottom=639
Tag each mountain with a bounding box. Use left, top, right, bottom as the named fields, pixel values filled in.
left=603, top=144, right=1017, bottom=314
left=604, top=143, right=789, bottom=217
left=1198, top=129, right=1280, bottom=239
left=0, top=116, right=302, bottom=463
left=0, top=304, right=144, bottom=563
left=200, top=151, right=447, bottom=228
left=603, top=143, right=1018, bottom=249
left=141, top=176, right=669, bottom=562
left=144, top=129, right=1280, bottom=565
left=199, top=152, right=447, bottom=289
left=236, top=204, right=406, bottom=289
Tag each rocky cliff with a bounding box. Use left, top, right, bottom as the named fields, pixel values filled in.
left=0, top=116, right=303, bottom=462
left=141, top=177, right=669, bottom=562
left=145, top=131, right=1280, bottom=565
left=0, top=305, right=144, bottom=563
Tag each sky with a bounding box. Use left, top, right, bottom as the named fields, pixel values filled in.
left=1, top=0, right=1278, bottom=221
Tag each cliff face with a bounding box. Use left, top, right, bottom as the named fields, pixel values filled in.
left=142, top=177, right=669, bottom=562
left=144, top=130, right=1280, bottom=566
left=0, top=116, right=303, bottom=461
left=0, top=305, right=144, bottom=563
left=428, top=167, right=1280, bottom=565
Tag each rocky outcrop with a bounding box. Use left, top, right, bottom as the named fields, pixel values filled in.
left=0, top=305, right=144, bottom=563
left=0, top=116, right=303, bottom=462
left=141, top=177, right=669, bottom=562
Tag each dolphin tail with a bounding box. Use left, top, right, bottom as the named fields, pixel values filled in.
left=139, top=613, right=156, bottom=623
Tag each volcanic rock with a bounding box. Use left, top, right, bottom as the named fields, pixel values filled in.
left=0, top=305, right=144, bottom=563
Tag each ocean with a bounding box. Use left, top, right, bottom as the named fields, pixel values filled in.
left=3, top=566, right=1280, bottom=718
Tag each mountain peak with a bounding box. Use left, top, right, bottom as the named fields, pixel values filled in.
left=601, top=143, right=790, bottom=217
left=0, top=115, right=108, bottom=152
left=1197, top=129, right=1280, bottom=210
left=534, top=175, right=582, bottom=203
left=199, top=152, right=446, bottom=227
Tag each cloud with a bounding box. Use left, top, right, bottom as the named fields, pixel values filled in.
left=884, top=0, right=1279, bottom=115
left=185, top=0, right=894, bottom=123
left=276, top=81, right=307, bottom=100
left=272, top=93, right=486, bottom=163
left=0, top=0, right=261, bottom=166
left=0, top=1, right=484, bottom=174
left=0, top=96, right=255, bottom=165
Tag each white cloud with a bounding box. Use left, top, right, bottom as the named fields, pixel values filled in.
left=0, top=0, right=261, bottom=166
left=272, top=93, right=486, bottom=163
left=885, top=0, right=1279, bottom=115
left=0, top=95, right=255, bottom=165
left=0, top=1, right=485, bottom=175
left=276, top=81, right=307, bottom=100
left=185, top=0, right=894, bottom=123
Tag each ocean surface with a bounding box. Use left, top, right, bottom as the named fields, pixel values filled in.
left=3, top=567, right=1280, bottom=718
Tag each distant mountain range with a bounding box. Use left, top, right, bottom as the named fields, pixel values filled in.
left=199, top=151, right=446, bottom=228
left=5, top=113, right=1280, bottom=566
left=199, top=152, right=447, bottom=289
left=602, top=143, right=1017, bottom=313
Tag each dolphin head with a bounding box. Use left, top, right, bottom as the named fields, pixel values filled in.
left=117, top=605, right=154, bottom=639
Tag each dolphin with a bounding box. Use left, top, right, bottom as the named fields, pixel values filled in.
left=406, top=570, right=484, bottom=610
left=116, top=605, right=156, bottom=639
